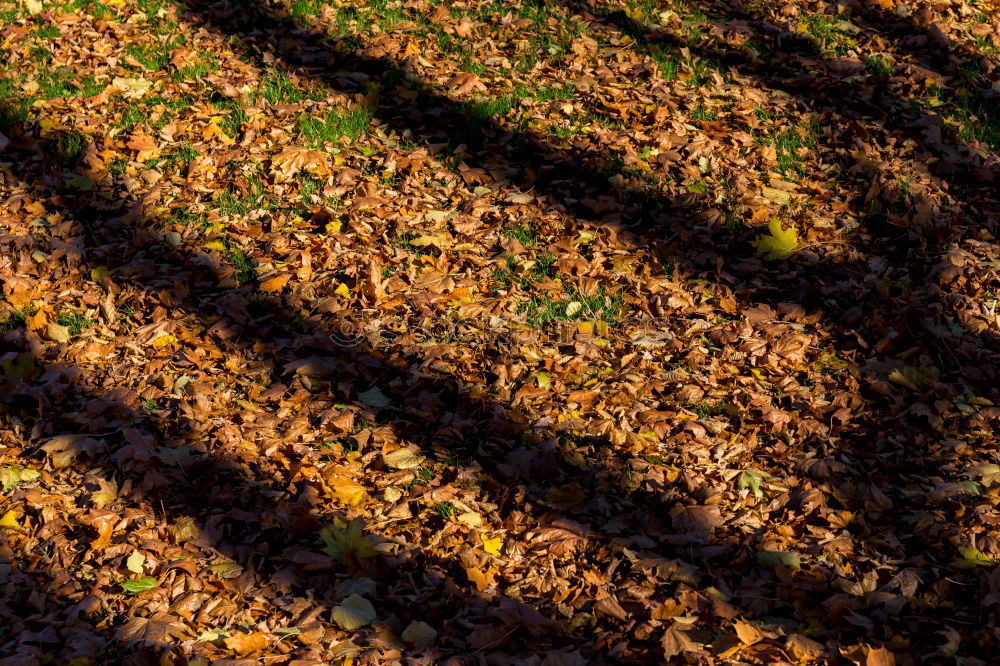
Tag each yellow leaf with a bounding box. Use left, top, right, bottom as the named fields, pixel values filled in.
left=482, top=535, right=503, bottom=556
left=47, top=322, right=71, bottom=343
left=754, top=218, right=798, bottom=260
left=151, top=334, right=177, bottom=348
left=0, top=510, right=22, bottom=532
left=39, top=117, right=63, bottom=137
left=335, top=283, right=350, bottom=298
left=325, top=220, right=343, bottom=234
left=126, top=550, right=146, bottom=574
left=91, top=265, right=110, bottom=280
left=457, top=511, right=483, bottom=527
left=329, top=477, right=369, bottom=506
left=203, top=240, right=226, bottom=252
left=383, top=447, right=424, bottom=470
left=111, top=77, right=152, bottom=99
left=203, top=120, right=235, bottom=145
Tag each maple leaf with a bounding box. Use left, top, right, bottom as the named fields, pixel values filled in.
left=115, top=612, right=187, bottom=645
left=320, top=518, right=377, bottom=563
left=670, top=504, right=723, bottom=533
left=127, top=130, right=160, bottom=161
left=660, top=620, right=701, bottom=659
left=271, top=146, right=330, bottom=182
left=111, top=77, right=152, bottom=99
left=754, top=218, right=798, bottom=259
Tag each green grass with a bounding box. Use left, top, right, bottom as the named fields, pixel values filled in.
left=865, top=54, right=895, bottom=77
left=456, top=95, right=519, bottom=146
left=0, top=79, right=30, bottom=128
left=0, top=310, right=27, bottom=333
left=125, top=44, right=170, bottom=71
left=36, top=69, right=103, bottom=100
left=772, top=122, right=818, bottom=177
left=116, top=105, right=146, bottom=130
left=690, top=103, right=717, bottom=122
left=214, top=173, right=273, bottom=217
left=228, top=245, right=258, bottom=284
left=501, top=223, right=538, bottom=246
left=298, top=106, right=373, bottom=147
left=257, top=69, right=303, bottom=104
left=952, top=89, right=1000, bottom=149
left=519, top=287, right=624, bottom=328
left=56, top=310, right=94, bottom=336
left=289, top=0, right=322, bottom=22
left=171, top=56, right=215, bottom=82
left=36, top=25, right=61, bottom=39
left=55, top=131, right=87, bottom=166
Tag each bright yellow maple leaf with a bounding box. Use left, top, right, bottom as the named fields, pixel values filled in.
left=754, top=218, right=798, bottom=260
left=0, top=510, right=22, bottom=531
left=482, top=535, right=503, bottom=556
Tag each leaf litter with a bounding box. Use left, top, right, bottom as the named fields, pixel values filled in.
left=1, top=0, right=1000, bottom=663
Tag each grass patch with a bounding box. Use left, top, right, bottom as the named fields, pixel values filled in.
left=0, top=79, right=30, bottom=128
left=56, top=310, right=94, bottom=336
left=0, top=310, right=27, bottom=333
left=865, top=54, right=895, bottom=77
left=501, top=223, right=538, bottom=246
left=520, top=286, right=624, bottom=328
left=771, top=122, right=818, bottom=177
left=456, top=95, right=518, bottom=146
left=228, top=244, right=258, bottom=284
left=55, top=131, right=87, bottom=166
left=298, top=106, right=372, bottom=147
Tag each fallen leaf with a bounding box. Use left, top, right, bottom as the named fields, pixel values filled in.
left=331, top=594, right=376, bottom=630
left=754, top=218, right=798, bottom=260
left=0, top=510, right=22, bottom=532
left=401, top=620, right=437, bottom=645
left=224, top=631, right=270, bottom=655
left=126, top=550, right=146, bottom=574
left=121, top=576, right=158, bottom=594
left=383, top=447, right=424, bottom=469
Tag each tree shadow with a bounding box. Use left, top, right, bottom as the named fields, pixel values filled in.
left=2, top=0, right=1000, bottom=662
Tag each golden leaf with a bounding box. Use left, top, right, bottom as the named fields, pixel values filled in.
left=151, top=334, right=177, bottom=348
left=329, top=477, right=368, bottom=506
left=0, top=510, right=22, bottom=532
left=482, top=535, right=503, bottom=556
left=754, top=218, right=798, bottom=260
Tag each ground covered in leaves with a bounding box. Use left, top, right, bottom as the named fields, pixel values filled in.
left=2, top=0, right=1000, bottom=662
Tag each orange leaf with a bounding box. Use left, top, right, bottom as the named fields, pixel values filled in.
left=127, top=130, right=160, bottom=161
left=258, top=273, right=291, bottom=293
left=224, top=631, right=269, bottom=655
